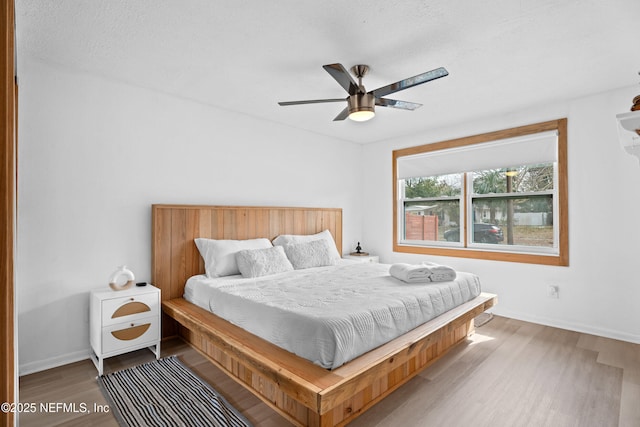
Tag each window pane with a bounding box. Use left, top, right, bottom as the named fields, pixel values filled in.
left=472, top=164, right=554, bottom=195
left=404, top=174, right=462, bottom=198
left=404, top=200, right=460, bottom=242
left=471, top=195, right=554, bottom=247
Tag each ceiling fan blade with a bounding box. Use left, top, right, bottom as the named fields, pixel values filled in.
left=375, top=98, right=422, bottom=110
left=370, top=67, right=449, bottom=98
left=333, top=106, right=350, bottom=121
left=323, top=63, right=360, bottom=95
left=278, top=98, right=346, bottom=106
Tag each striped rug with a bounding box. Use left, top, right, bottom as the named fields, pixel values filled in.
left=98, top=356, right=252, bottom=427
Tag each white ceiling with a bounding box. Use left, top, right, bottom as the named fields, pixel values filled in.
left=15, top=0, right=640, bottom=144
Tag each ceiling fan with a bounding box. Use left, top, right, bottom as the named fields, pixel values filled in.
left=278, top=63, right=448, bottom=122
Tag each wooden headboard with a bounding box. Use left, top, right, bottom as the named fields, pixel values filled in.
left=151, top=204, right=343, bottom=337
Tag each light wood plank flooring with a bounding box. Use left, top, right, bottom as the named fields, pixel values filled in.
left=18, top=316, right=640, bottom=427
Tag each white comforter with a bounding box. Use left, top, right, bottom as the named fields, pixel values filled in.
left=184, top=261, right=481, bottom=369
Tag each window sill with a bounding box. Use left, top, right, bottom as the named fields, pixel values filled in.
left=393, top=243, right=568, bottom=266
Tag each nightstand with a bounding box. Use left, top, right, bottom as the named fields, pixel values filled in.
left=343, top=254, right=379, bottom=263
left=90, top=284, right=161, bottom=375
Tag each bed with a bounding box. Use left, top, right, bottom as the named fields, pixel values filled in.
left=153, top=204, right=497, bottom=427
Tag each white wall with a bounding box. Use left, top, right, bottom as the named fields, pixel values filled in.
left=361, top=85, right=640, bottom=343
left=16, top=58, right=364, bottom=374
left=17, top=55, right=640, bottom=375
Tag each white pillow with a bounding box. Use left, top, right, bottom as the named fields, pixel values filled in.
left=194, top=237, right=272, bottom=277
left=236, top=246, right=294, bottom=278
left=272, top=229, right=340, bottom=260
left=283, top=239, right=337, bottom=270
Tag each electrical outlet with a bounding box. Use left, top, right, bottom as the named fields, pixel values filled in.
left=547, top=285, right=559, bottom=298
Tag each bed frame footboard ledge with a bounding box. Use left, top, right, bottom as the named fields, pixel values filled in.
left=162, top=293, right=496, bottom=426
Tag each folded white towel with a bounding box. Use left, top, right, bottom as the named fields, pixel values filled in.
left=421, top=262, right=457, bottom=282
left=389, top=263, right=432, bottom=283
left=389, top=262, right=458, bottom=283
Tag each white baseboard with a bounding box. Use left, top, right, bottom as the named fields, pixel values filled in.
left=490, top=307, right=640, bottom=345
left=19, top=349, right=92, bottom=376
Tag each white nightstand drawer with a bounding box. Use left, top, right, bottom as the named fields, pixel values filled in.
left=101, top=315, right=160, bottom=355
left=101, top=291, right=159, bottom=326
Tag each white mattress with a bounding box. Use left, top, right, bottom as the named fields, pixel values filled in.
left=184, top=261, right=481, bottom=369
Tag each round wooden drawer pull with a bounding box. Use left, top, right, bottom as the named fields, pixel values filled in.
left=111, top=323, right=151, bottom=341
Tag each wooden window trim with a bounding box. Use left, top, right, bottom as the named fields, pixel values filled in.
left=392, top=118, right=569, bottom=266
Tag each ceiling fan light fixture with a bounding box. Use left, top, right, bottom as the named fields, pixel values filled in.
left=349, top=109, right=375, bottom=122
left=348, top=93, right=375, bottom=122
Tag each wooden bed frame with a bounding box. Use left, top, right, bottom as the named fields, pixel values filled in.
left=152, top=204, right=497, bottom=427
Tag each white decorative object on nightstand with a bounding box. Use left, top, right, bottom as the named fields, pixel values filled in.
left=343, top=254, right=379, bottom=263
left=90, top=284, right=161, bottom=375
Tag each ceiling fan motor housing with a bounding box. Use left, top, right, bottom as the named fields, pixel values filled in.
left=348, top=93, right=375, bottom=115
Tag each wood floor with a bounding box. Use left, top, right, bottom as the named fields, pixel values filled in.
left=18, top=315, right=640, bottom=427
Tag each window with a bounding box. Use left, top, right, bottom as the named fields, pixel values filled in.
left=393, top=119, right=568, bottom=266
